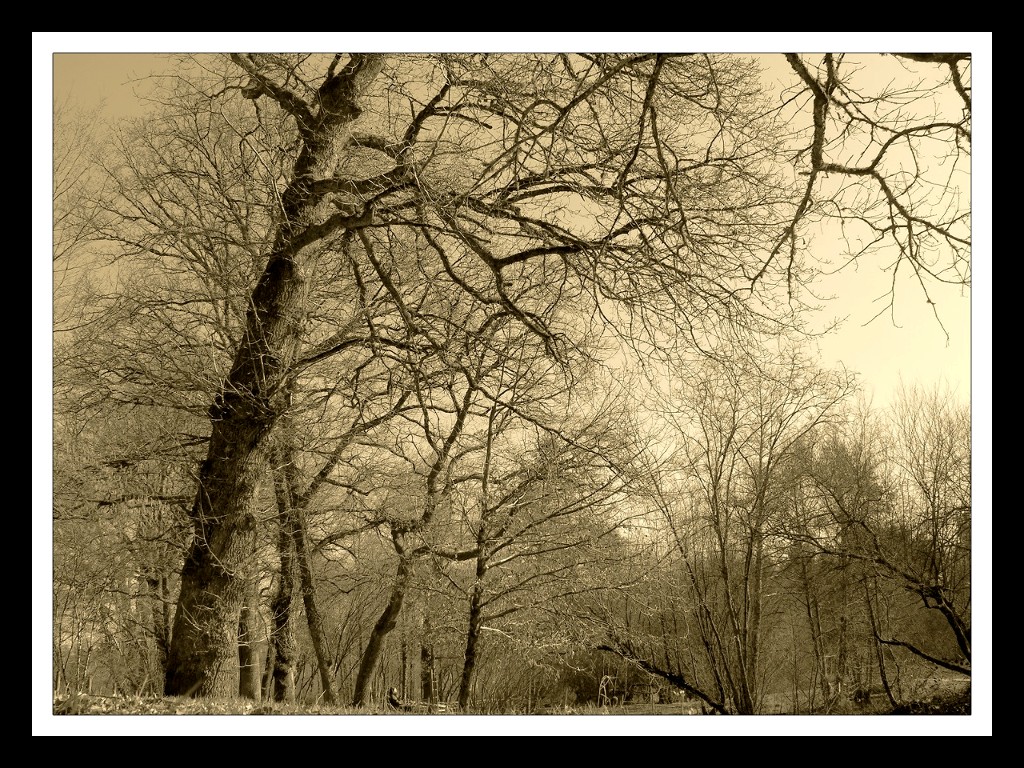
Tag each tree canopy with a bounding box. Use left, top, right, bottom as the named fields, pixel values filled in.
left=42, top=41, right=984, bottom=735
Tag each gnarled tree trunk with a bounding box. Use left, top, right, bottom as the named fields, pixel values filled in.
left=164, top=54, right=386, bottom=697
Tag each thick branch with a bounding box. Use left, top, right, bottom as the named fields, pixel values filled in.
left=875, top=635, right=970, bottom=676
left=594, top=642, right=726, bottom=714
left=230, top=54, right=316, bottom=134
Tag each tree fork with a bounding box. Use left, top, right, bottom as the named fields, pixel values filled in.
left=164, top=54, right=384, bottom=697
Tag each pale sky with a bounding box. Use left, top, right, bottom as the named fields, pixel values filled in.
left=34, top=33, right=991, bottom=737
left=44, top=41, right=982, bottom=411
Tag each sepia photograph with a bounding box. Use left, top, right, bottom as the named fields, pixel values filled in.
left=36, top=33, right=990, bottom=735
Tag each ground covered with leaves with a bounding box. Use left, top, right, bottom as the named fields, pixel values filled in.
left=53, top=693, right=372, bottom=716
left=53, top=688, right=972, bottom=716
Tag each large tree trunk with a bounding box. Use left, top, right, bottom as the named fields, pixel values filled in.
left=270, top=580, right=297, bottom=702
left=165, top=493, right=262, bottom=697
left=353, top=556, right=411, bottom=706
left=164, top=54, right=386, bottom=697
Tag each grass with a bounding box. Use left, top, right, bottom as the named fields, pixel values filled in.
left=53, top=684, right=970, bottom=716
left=53, top=693, right=386, bottom=716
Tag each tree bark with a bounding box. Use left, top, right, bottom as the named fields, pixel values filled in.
left=272, top=438, right=337, bottom=704
left=458, top=560, right=487, bottom=710
left=273, top=612, right=297, bottom=703
left=293, top=507, right=337, bottom=704
left=864, top=579, right=897, bottom=708
left=268, top=447, right=299, bottom=703
left=353, top=556, right=411, bottom=706
left=238, top=593, right=260, bottom=700
left=421, top=637, right=435, bottom=705
left=164, top=54, right=386, bottom=697
left=261, top=641, right=278, bottom=702
left=269, top=574, right=297, bottom=702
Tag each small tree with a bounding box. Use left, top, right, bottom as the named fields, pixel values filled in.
left=594, top=342, right=855, bottom=714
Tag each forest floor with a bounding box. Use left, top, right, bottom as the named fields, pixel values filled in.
left=51, top=683, right=970, bottom=717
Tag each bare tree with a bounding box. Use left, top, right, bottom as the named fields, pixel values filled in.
left=53, top=96, right=108, bottom=334
left=776, top=421, right=890, bottom=711
left=776, top=53, right=970, bottom=331
left=885, top=382, right=971, bottom=671
left=593, top=343, right=855, bottom=714
left=794, top=384, right=971, bottom=676
left=57, top=52, right=970, bottom=699
left=452, top=398, right=645, bottom=710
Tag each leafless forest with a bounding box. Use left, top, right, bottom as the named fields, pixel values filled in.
left=51, top=52, right=973, bottom=719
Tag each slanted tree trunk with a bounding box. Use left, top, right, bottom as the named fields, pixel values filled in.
left=353, top=555, right=412, bottom=706
left=293, top=508, right=336, bottom=704
left=273, top=438, right=337, bottom=704
left=164, top=54, right=386, bottom=697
